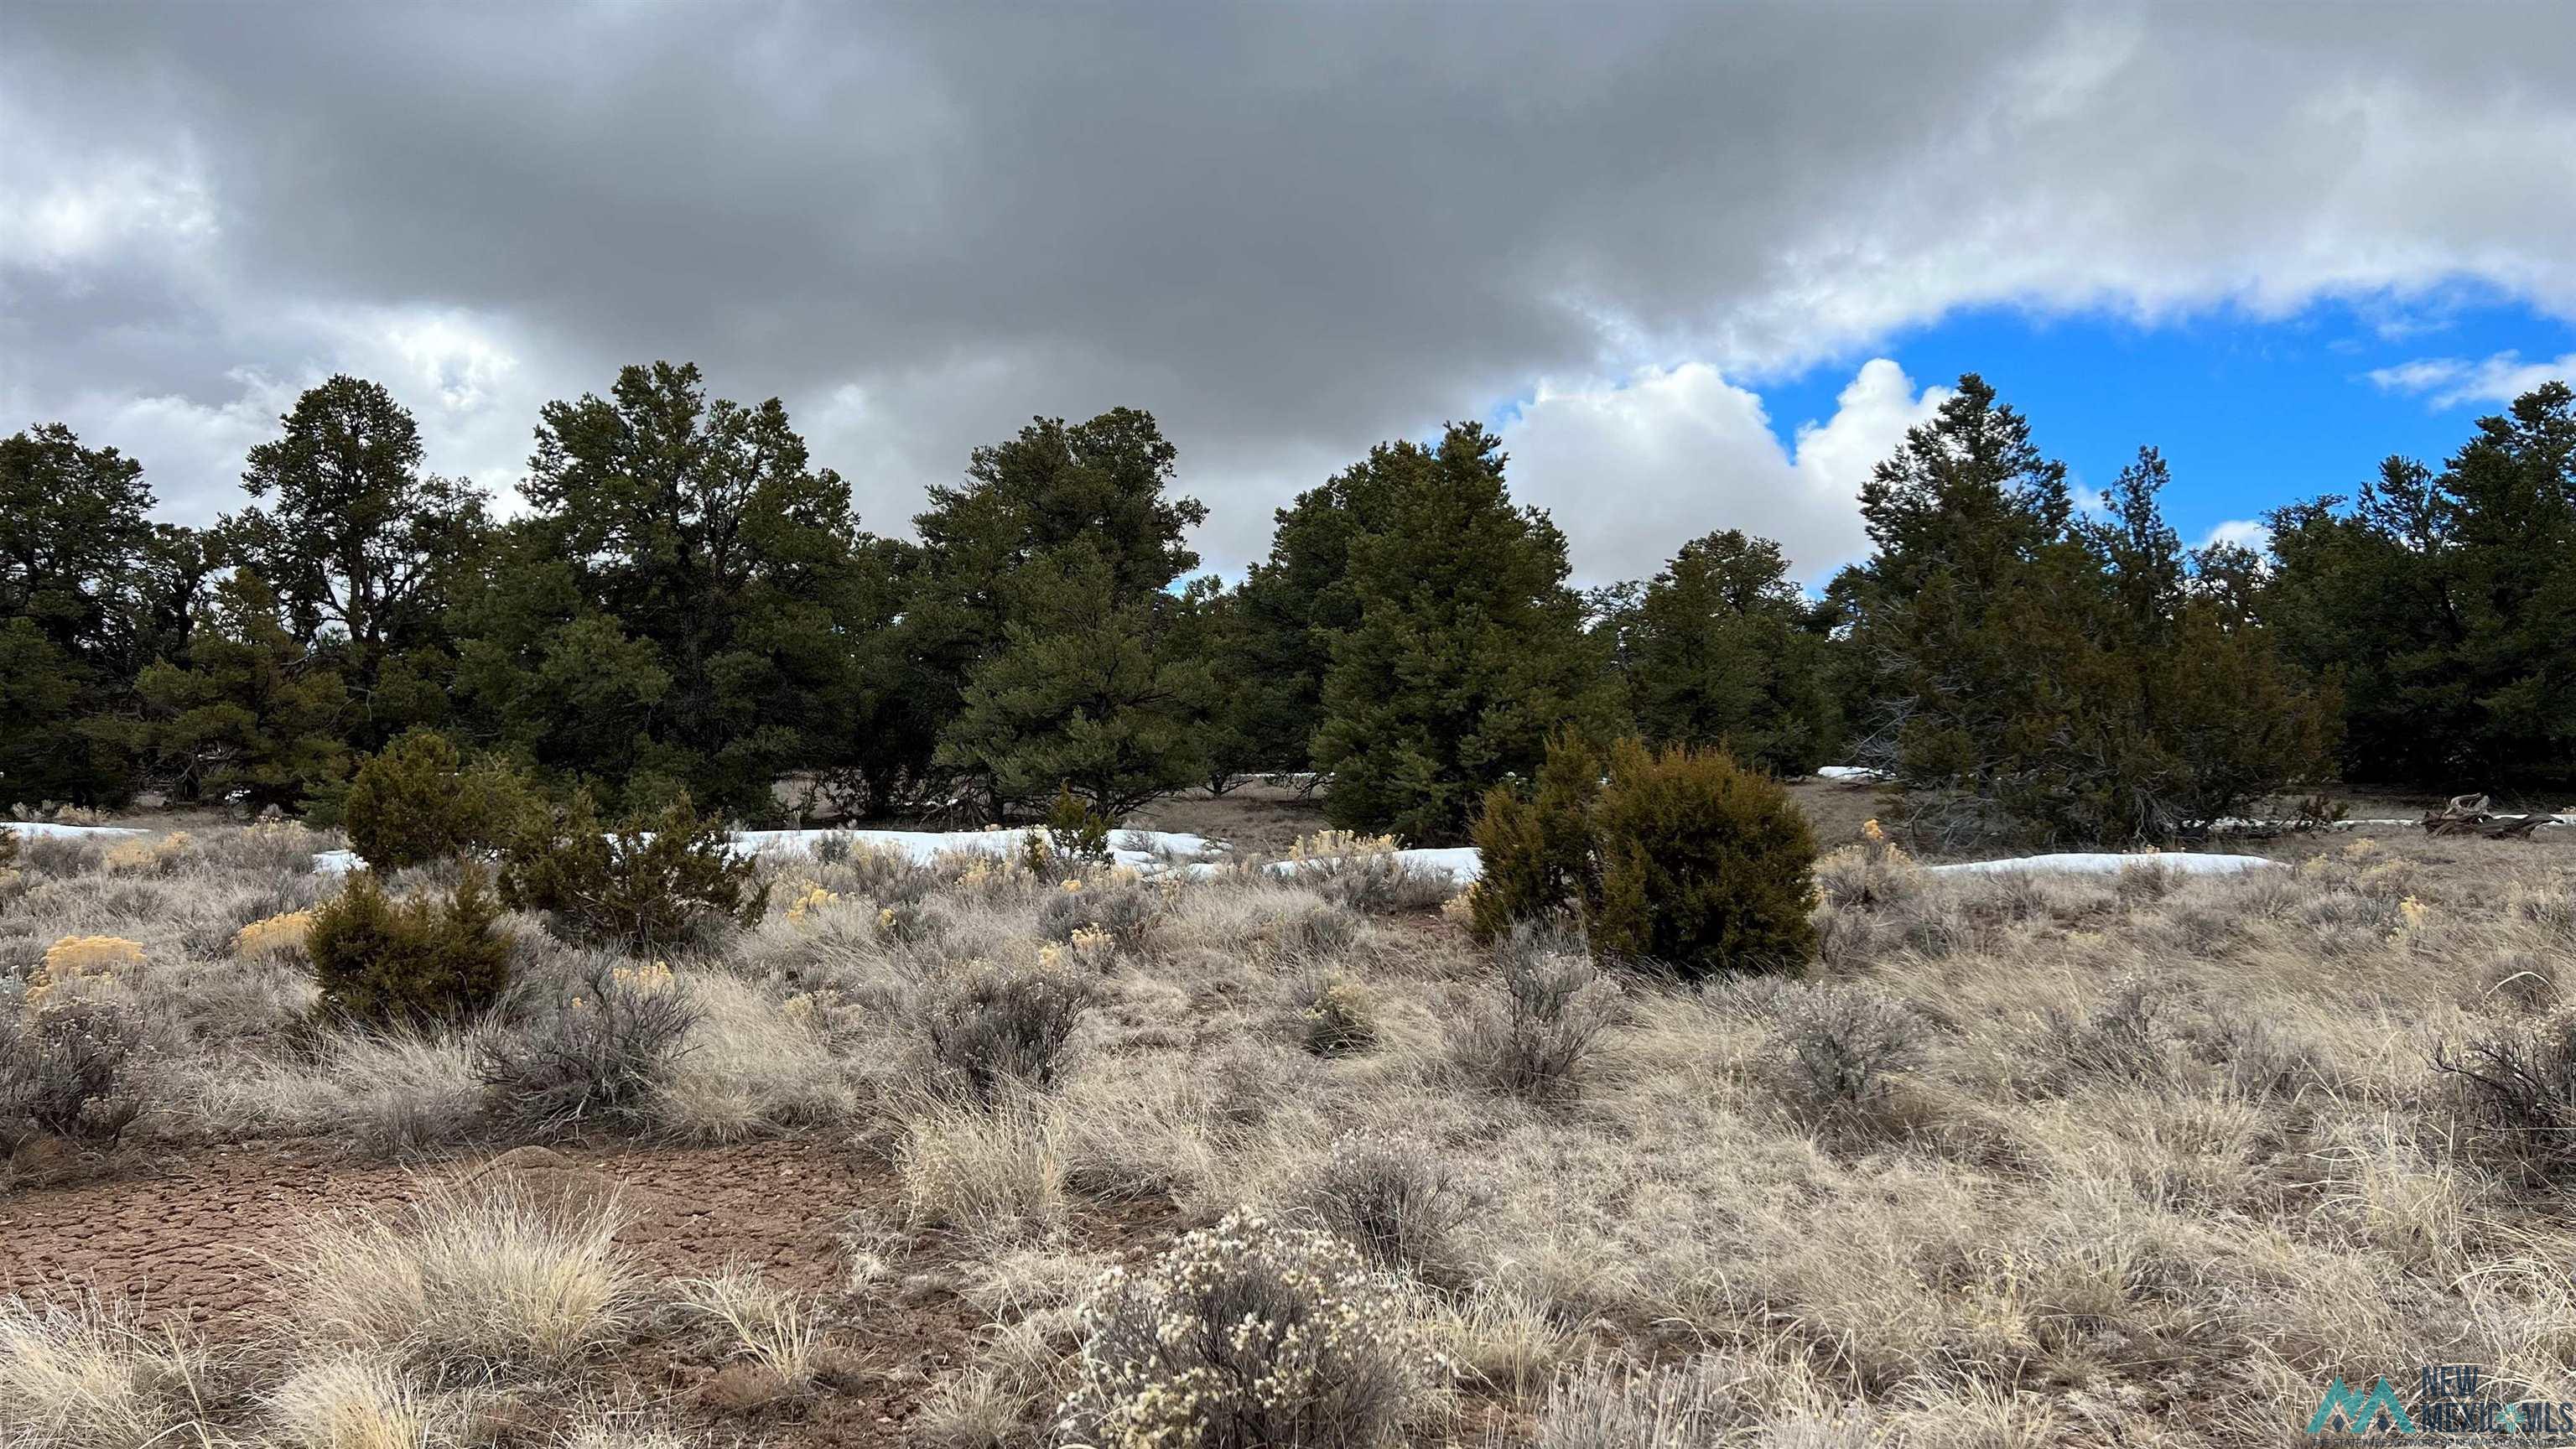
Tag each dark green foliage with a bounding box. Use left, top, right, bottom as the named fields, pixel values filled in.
left=0, top=1000, right=149, bottom=1147
left=477, top=957, right=703, bottom=1139
left=0, top=424, right=200, bottom=807
left=499, top=792, right=767, bottom=951
left=1596, top=530, right=1841, bottom=775
left=906, top=409, right=1208, bottom=813
left=1475, top=736, right=1818, bottom=979
left=227, top=376, right=489, bottom=750
left=1587, top=740, right=1819, bottom=976
left=1043, top=783, right=1114, bottom=865
left=1467, top=731, right=1607, bottom=943
left=1837, top=379, right=2336, bottom=844
left=1222, top=449, right=1410, bottom=776
left=135, top=572, right=352, bottom=813
left=1311, top=423, right=1624, bottom=843
left=342, top=730, right=538, bottom=871
left=922, top=962, right=1094, bottom=1105
left=306, top=863, right=513, bottom=1025
left=933, top=545, right=1211, bottom=817
left=2267, top=382, right=2576, bottom=787
left=460, top=361, right=881, bottom=818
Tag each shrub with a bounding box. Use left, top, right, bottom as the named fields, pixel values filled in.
left=923, top=962, right=1093, bottom=1106
left=342, top=730, right=538, bottom=872
left=1451, top=927, right=1621, bottom=1104
left=2036, top=976, right=2173, bottom=1088
left=0, top=828, right=17, bottom=872
left=233, top=908, right=316, bottom=961
left=101, top=832, right=193, bottom=876
left=1774, top=984, right=1925, bottom=1109
left=1038, top=879, right=1163, bottom=958
left=2433, top=1013, right=2576, bottom=1187
left=306, top=865, right=513, bottom=1026
left=28, top=936, right=144, bottom=1012
left=476, top=957, right=702, bottom=1139
left=1291, top=974, right=1378, bottom=1057
left=1472, top=736, right=1818, bottom=979
left=1024, top=784, right=1114, bottom=875
left=500, top=792, right=767, bottom=952
left=1290, top=1135, right=1466, bottom=1280
left=1060, top=1210, right=1435, bottom=1449
left=0, top=1000, right=149, bottom=1147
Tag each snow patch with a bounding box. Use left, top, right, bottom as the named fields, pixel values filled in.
left=1926, top=852, right=2280, bottom=877
left=3, top=822, right=146, bottom=839
left=312, top=826, right=1223, bottom=876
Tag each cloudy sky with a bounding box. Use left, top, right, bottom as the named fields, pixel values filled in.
left=6, top=3, right=2575, bottom=585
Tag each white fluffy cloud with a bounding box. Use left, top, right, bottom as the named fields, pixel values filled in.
left=2199, top=518, right=2271, bottom=553
left=1500, top=360, right=1946, bottom=585
left=2370, top=351, right=2576, bottom=408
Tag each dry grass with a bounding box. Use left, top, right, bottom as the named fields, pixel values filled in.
left=0, top=1295, right=221, bottom=1449
left=14, top=819, right=2576, bottom=1444
left=280, top=1180, right=641, bottom=1379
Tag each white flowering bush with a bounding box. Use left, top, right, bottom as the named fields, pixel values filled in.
left=1060, top=1210, right=1438, bottom=1449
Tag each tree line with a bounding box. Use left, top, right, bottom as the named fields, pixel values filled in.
left=5, top=362, right=2570, bottom=844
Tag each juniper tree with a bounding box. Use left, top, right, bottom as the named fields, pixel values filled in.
left=1311, top=423, right=1623, bottom=843
left=1607, top=529, right=1839, bottom=776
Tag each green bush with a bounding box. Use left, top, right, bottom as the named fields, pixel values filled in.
left=1470, top=736, right=1818, bottom=979
left=498, top=792, right=767, bottom=952
left=340, top=730, right=538, bottom=872
left=306, top=863, right=513, bottom=1025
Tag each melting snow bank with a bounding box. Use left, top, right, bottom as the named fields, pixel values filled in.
left=1926, top=852, right=2280, bottom=877
left=313, top=826, right=1222, bottom=876
left=3, top=822, right=145, bottom=840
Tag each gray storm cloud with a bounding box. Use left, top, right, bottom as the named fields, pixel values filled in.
left=5, top=3, right=2575, bottom=579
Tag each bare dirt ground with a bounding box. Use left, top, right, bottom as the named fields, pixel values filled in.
left=0, top=1134, right=1191, bottom=1446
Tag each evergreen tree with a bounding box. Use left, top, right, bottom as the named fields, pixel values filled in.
left=1606, top=529, right=1839, bottom=775
left=1223, top=449, right=1409, bottom=773
left=1842, top=380, right=2332, bottom=843
left=905, top=408, right=1207, bottom=808
left=1835, top=373, right=2075, bottom=776
left=2266, top=382, right=2576, bottom=787
left=933, top=544, right=1213, bottom=817
left=136, top=573, right=351, bottom=812
left=0, top=424, right=174, bottom=805
left=459, top=361, right=872, bottom=817
left=1311, top=423, right=1623, bottom=842
left=227, top=376, right=490, bottom=746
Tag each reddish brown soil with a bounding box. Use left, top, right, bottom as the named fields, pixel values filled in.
left=0, top=1135, right=1182, bottom=1446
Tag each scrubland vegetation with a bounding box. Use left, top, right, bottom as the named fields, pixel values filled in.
left=7, top=808, right=2576, bottom=1446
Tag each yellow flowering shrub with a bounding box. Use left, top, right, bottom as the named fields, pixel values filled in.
left=103, top=832, right=194, bottom=875
left=783, top=881, right=842, bottom=925
left=1288, top=829, right=1400, bottom=863
left=232, top=910, right=316, bottom=960
left=29, top=936, right=146, bottom=1012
